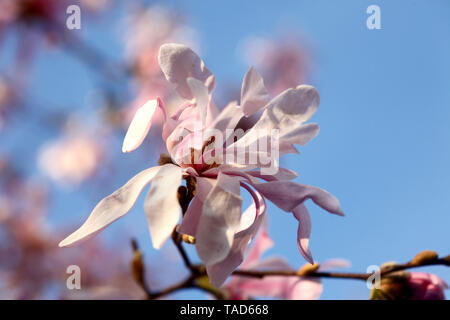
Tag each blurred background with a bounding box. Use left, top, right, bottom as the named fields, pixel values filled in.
left=0, top=0, right=449, bottom=299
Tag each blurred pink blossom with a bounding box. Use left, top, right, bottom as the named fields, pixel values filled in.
left=241, top=35, right=311, bottom=96
left=38, top=133, right=103, bottom=187
left=223, top=222, right=350, bottom=300
left=408, top=272, right=448, bottom=300
left=0, top=162, right=141, bottom=299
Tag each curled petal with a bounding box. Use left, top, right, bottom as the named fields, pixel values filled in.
left=196, top=172, right=242, bottom=265
left=122, top=99, right=158, bottom=153
left=158, top=43, right=215, bottom=100
left=255, top=181, right=344, bottom=215
left=293, top=204, right=313, bottom=263
left=59, top=166, right=161, bottom=247
left=144, top=164, right=183, bottom=249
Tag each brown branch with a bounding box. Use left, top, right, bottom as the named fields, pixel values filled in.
left=231, top=254, right=450, bottom=281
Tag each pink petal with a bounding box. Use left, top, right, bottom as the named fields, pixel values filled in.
left=319, top=259, right=351, bottom=271
left=267, top=84, right=319, bottom=122
left=293, top=204, right=313, bottom=263
left=59, top=166, right=161, bottom=247
left=243, top=221, right=273, bottom=268
left=246, top=167, right=298, bottom=181
left=229, top=85, right=320, bottom=152
left=281, top=122, right=319, bottom=146
left=255, top=181, right=344, bottom=215
left=144, top=164, right=183, bottom=249
left=241, top=67, right=270, bottom=117
left=158, top=43, right=215, bottom=100
left=178, top=177, right=216, bottom=236
left=122, top=99, right=158, bottom=153
left=289, top=278, right=323, bottom=300
left=207, top=187, right=267, bottom=287
left=187, top=77, right=209, bottom=126
left=196, top=172, right=242, bottom=265
left=209, top=101, right=244, bottom=134
left=206, top=204, right=265, bottom=287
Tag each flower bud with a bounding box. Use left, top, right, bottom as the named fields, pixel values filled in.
left=411, top=250, right=439, bottom=266
left=297, top=262, right=319, bottom=276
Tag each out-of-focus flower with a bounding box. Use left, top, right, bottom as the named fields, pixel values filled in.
left=372, top=270, right=448, bottom=300
left=408, top=272, right=448, bottom=300
left=0, top=76, right=16, bottom=131
left=80, top=0, right=110, bottom=13
left=223, top=222, right=350, bottom=300
left=59, top=43, right=344, bottom=288
left=38, top=133, right=103, bottom=187
left=241, top=35, right=311, bottom=96
left=0, top=162, right=141, bottom=299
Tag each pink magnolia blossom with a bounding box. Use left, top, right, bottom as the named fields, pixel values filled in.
left=38, top=133, right=103, bottom=187
left=223, top=221, right=350, bottom=300
left=408, top=272, right=448, bottom=300
left=59, top=43, right=344, bottom=287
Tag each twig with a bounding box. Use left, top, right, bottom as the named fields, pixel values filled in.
left=231, top=255, right=450, bottom=281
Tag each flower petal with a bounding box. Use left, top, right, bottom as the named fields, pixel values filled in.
left=122, top=99, right=158, bottom=153
left=178, top=177, right=216, bottom=236
left=196, top=172, right=242, bottom=265
left=59, top=166, right=161, bottom=247
left=255, top=181, right=344, bottom=215
left=241, top=67, right=270, bottom=117
left=281, top=123, right=319, bottom=146
left=243, top=220, right=273, bottom=268
left=293, top=204, right=313, bottom=263
left=289, top=278, right=323, bottom=300
left=158, top=43, right=215, bottom=100
left=318, top=259, right=351, bottom=271
left=229, top=85, right=320, bottom=151
left=144, top=164, right=183, bottom=249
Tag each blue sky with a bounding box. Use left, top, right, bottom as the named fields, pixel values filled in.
left=1, top=0, right=449, bottom=299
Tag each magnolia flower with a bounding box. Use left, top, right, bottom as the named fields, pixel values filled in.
left=408, top=272, right=448, bottom=300
left=59, top=43, right=344, bottom=287
left=38, top=134, right=103, bottom=187
left=223, top=221, right=350, bottom=300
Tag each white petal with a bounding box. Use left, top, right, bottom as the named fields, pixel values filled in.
left=293, top=204, right=313, bottom=263
left=144, top=164, right=183, bottom=249
left=230, top=85, right=320, bottom=151
left=196, top=172, right=242, bottom=265
left=158, top=43, right=215, bottom=99
left=122, top=99, right=158, bottom=153
left=187, top=77, right=209, bottom=127
left=59, top=166, right=161, bottom=247
left=241, top=67, right=270, bottom=117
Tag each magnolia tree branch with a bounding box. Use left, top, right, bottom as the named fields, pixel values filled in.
left=130, top=233, right=450, bottom=299
left=129, top=177, right=450, bottom=299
